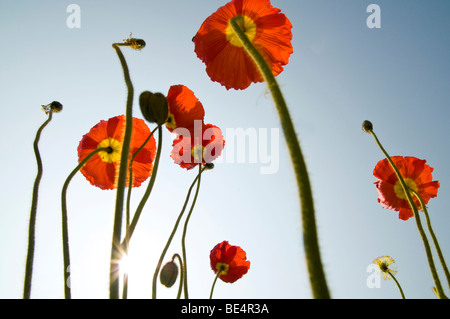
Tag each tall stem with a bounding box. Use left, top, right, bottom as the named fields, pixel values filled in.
left=180, top=164, right=203, bottom=299
left=368, top=129, right=446, bottom=298
left=388, top=271, right=406, bottom=299
left=123, top=126, right=162, bottom=244
left=230, top=16, right=329, bottom=299
left=110, top=43, right=134, bottom=298
left=209, top=270, right=222, bottom=299
left=23, top=109, right=53, bottom=299
left=61, top=147, right=109, bottom=299
left=172, top=254, right=184, bottom=299
left=410, top=189, right=450, bottom=290
left=122, top=126, right=162, bottom=298
left=152, top=167, right=206, bottom=298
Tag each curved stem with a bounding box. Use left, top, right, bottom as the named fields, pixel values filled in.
left=110, top=43, right=134, bottom=299
left=172, top=254, right=184, bottom=299
left=122, top=126, right=161, bottom=298
left=61, top=147, right=109, bottom=299
left=230, top=16, right=329, bottom=299
left=152, top=167, right=206, bottom=299
left=209, top=270, right=222, bottom=299
left=123, top=126, right=162, bottom=244
left=368, top=129, right=446, bottom=299
left=125, top=126, right=159, bottom=239
left=410, top=189, right=450, bottom=290
left=388, top=271, right=405, bottom=299
left=181, top=164, right=203, bottom=299
left=23, top=110, right=53, bottom=299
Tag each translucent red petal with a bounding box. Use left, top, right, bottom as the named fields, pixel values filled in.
left=373, top=156, right=440, bottom=220
left=77, top=115, right=156, bottom=190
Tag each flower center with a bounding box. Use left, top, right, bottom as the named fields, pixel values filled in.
left=97, top=137, right=122, bottom=163
left=394, top=178, right=419, bottom=200
left=226, top=15, right=257, bottom=47
left=216, top=263, right=229, bottom=275
left=191, top=144, right=205, bottom=163
left=166, top=112, right=177, bottom=130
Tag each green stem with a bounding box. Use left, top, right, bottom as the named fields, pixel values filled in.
left=23, top=109, right=53, bottom=299
left=209, top=270, right=222, bottom=299
left=125, top=126, right=159, bottom=240
left=410, top=189, right=450, bottom=290
left=122, top=126, right=161, bottom=298
left=61, top=147, right=109, bottom=299
left=152, top=167, right=206, bottom=298
left=230, top=16, right=329, bottom=299
left=123, top=126, right=162, bottom=244
left=388, top=271, right=406, bottom=299
left=368, top=129, right=446, bottom=299
left=110, top=43, right=134, bottom=299
left=172, top=254, right=184, bottom=299
left=181, top=164, right=203, bottom=299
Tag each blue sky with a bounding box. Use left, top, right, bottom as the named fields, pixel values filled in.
left=0, top=0, right=449, bottom=299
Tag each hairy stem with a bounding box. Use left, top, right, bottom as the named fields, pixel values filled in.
left=230, top=16, right=329, bottom=298
left=110, top=43, right=134, bottom=298
left=61, top=147, right=109, bottom=299
left=368, top=129, right=446, bottom=299
left=23, top=110, right=53, bottom=299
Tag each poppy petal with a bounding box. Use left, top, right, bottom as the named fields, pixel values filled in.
left=373, top=156, right=440, bottom=221
left=194, top=0, right=293, bottom=90
left=78, top=115, right=156, bottom=190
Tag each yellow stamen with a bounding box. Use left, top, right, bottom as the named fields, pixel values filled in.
left=394, top=178, right=418, bottom=200
left=373, top=256, right=398, bottom=280
left=165, top=112, right=177, bottom=130
left=97, top=137, right=122, bottom=163
left=226, top=15, right=257, bottom=47
left=216, top=263, right=229, bottom=275
left=191, top=144, right=205, bottom=163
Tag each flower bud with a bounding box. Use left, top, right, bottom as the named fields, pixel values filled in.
left=130, top=38, right=146, bottom=50
left=42, top=101, right=63, bottom=114
left=50, top=101, right=63, bottom=112
left=362, top=120, right=373, bottom=133
left=160, top=260, right=178, bottom=288
left=122, top=34, right=146, bottom=50
left=139, top=91, right=169, bottom=125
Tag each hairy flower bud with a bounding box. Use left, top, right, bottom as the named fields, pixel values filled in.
left=160, top=260, right=178, bottom=288
left=139, top=91, right=169, bottom=125
left=122, top=34, right=146, bottom=50
left=362, top=120, right=373, bottom=133
left=42, top=101, right=63, bottom=114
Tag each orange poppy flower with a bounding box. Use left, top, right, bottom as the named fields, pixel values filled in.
left=171, top=123, right=225, bottom=170
left=194, top=0, right=293, bottom=90
left=373, top=156, right=440, bottom=220
left=210, top=241, right=250, bottom=283
left=77, top=115, right=156, bottom=190
left=165, top=85, right=205, bottom=132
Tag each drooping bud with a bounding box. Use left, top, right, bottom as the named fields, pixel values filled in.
left=160, top=260, right=179, bottom=288
left=42, top=101, right=63, bottom=114
left=139, top=91, right=169, bottom=125
left=362, top=120, right=373, bottom=133
left=122, top=33, right=146, bottom=50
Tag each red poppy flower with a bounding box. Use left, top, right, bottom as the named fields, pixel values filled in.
left=194, top=0, right=293, bottom=90
left=165, top=85, right=205, bottom=132
left=373, top=156, right=440, bottom=220
left=210, top=241, right=250, bottom=283
left=77, top=115, right=156, bottom=190
left=171, top=123, right=225, bottom=170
